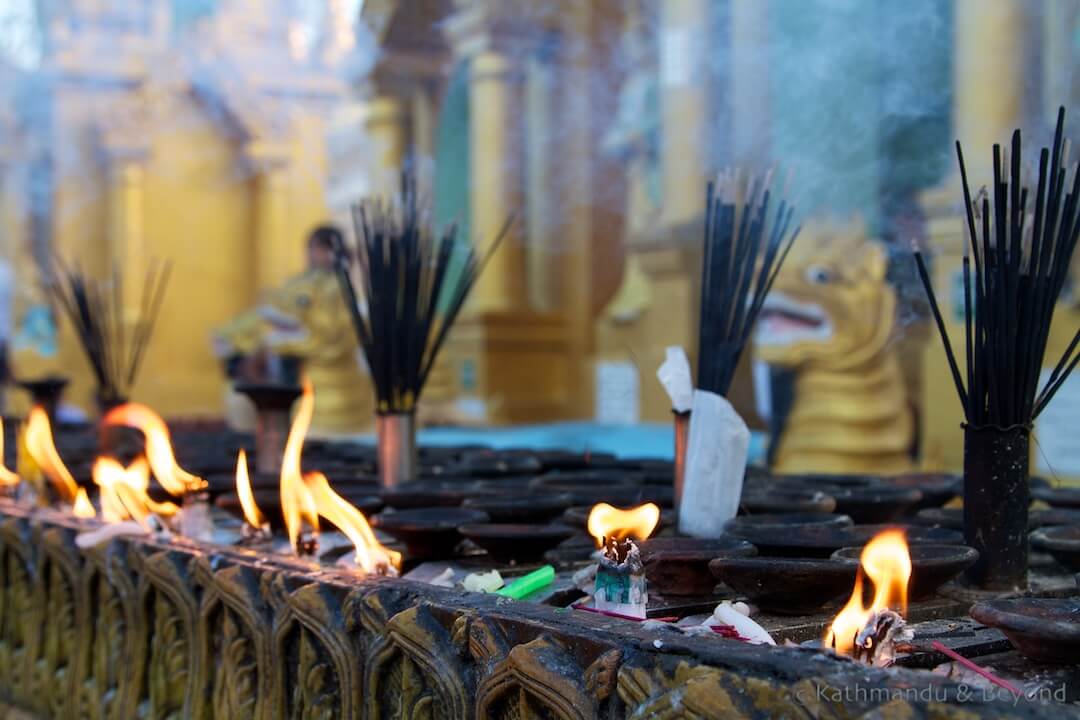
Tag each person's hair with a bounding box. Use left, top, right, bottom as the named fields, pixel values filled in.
left=308, top=224, right=344, bottom=252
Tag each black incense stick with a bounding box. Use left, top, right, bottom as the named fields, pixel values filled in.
left=697, top=169, right=800, bottom=397
left=335, top=172, right=511, bottom=414
left=46, top=258, right=171, bottom=407
left=915, top=106, right=1080, bottom=426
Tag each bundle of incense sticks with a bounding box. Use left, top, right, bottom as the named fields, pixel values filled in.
left=915, top=106, right=1080, bottom=427
left=46, top=259, right=171, bottom=408
left=335, top=173, right=511, bottom=414
left=698, top=169, right=799, bottom=396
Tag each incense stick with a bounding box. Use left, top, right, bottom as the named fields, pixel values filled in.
left=915, top=107, right=1080, bottom=426
left=335, top=172, right=511, bottom=414
left=698, top=169, right=800, bottom=396
left=46, top=258, right=171, bottom=406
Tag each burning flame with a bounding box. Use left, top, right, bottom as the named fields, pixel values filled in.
left=72, top=487, right=95, bottom=518
left=93, top=456, right=179, bottom=525
left=25, top=406, right=79, bottom=502
left=280, top=381, right=320, bottom=550
left=278, top=382, right=398, bottom=574
left=825, top=529, right=912, bottom=655
left=303, top=471, right=401, bottom=574
left=235, top=449, right=267, bottom=529
left=587, top=502, right=661, bottom=547
left=102, top=404, right=207, bottom=495
left=0, top=418, right=20, bottom=486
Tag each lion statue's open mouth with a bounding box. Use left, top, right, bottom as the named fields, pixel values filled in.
left=757, top=293, right=832, bottom=346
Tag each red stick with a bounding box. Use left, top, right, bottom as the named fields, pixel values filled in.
left=571, top=603, right=676, bottom=623
left=930, top=641, right=1021, bottom=696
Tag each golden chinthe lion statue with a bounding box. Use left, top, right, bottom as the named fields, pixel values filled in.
left=754, top=217, right=914, bottom=475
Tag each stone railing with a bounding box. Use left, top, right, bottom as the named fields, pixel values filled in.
left=0, top=501, right=1068, bottom=719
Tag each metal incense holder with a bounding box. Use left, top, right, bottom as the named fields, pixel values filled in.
left=963, top=423, right=1030, bottom=590
left=17, top=376, right=69, bottom=426
left=235, top=383, right=303, bottom=475
left=376, top=412, right=418, bottom=488
left=673, top=410, right=690, bottom=508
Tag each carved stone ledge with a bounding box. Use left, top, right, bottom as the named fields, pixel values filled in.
left=0, top=504, right=1069, bottom=720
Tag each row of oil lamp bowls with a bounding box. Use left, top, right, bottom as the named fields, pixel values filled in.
left=217, top=469, right=971, bottom=614
left=23, top=417, right=1080, bottom=614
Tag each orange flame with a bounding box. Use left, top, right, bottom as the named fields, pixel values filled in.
left=587, top=502, right=661, bottom=547
left=102, top=404, right=207, bottom=495
left=25, top=406, right=78, bottom=502
left=0, top=418, right=20, bottom=486
left=93, top=456, right=179, bottom=525
left=825, top=529, right=912, bottom=655
left=235, top=449, right=267, bottom=529
left=72, top=487, right=95, bottom=518
left=280, top=381, right=319, bottom=551
left=303, top=471, right=401, bottom=574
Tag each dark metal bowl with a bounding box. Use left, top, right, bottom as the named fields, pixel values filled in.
left=832, top=543, right=978, bottom=599
left=740, top=523, right=963, bottom=558
left=724, top=513, right=854, bottom=541
left=1030, top=526, right=1080, bottom=572
left=638, top=536, right=757, bottom=597
left=709, top=556, right=858, bottom=615
left=828, top=486, right=923, bottom=524
left=463, top=493, right=574, bottom=524
left=1032, top=486, right=1080, bottom=510
left=970, top=598, right=1080, bottom=664
left=459, top=523, right=575, bottom=563
left=371, top=507, right=490, bottom=559
left=913, top=507, right=963, bottom=530
left=739, top=489, right=837, bottom=515
left=884, top=473, right=961, bottom=510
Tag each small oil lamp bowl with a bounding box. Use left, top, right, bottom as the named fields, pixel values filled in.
left=827, top=486, right=923, bottom=524
left=1030, top=526, right=1080, bottom=572
left=739, top=489, right=836, bottom=515
left=1032, top=486, right=1080, bottom=510
left=530, top=470, right=643, bottom=492
left=709, top=557, right=858, bottom=615
left=637, top=536, right=756, bottom=597
left=459, top=523, right=575, bottom=564
left=371, top=507, right=489, bottom=560
left=533, top=451, right=619, bottom=471
left=832, top=544, right=978, bottom=600
left=463, top=493, right=573, bottom=524
left=381, top=481, right=493, bottom=510
left=779, top=473, right=883, bottom=490
left=449, top=451, right=544, bottom=478
left=736, top=524, right=962, bottom=558
left=535, top=483, right=671, bottom=508
left=724, top=513, right=853, bottom=540
left=884, top=473, right=961, bottom=511
left=913, top=507, right=963, bottom=530
left=1031, top=508, right=1080, bottom=528
left=970, top=599, right=1080, bottom=664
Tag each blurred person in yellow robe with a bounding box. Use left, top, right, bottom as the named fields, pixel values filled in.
left=213, top=225, right=370, bottom=436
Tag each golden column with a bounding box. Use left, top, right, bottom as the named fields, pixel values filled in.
left=101, top=131, right=150, bottom=323
left=659, top=0, right=710, bottom=228
left=468, top=50, right=526, bottom=313
left=919, top=0, right=1033, bottom=470
left=245, top=141, right=294, bottom=293
left=954, top=0, right=1030, bottom=174
left=364, top=95, right=409, bottom=198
